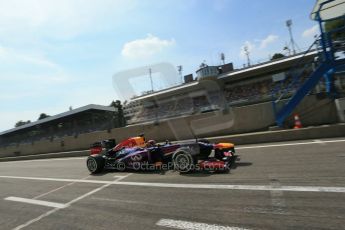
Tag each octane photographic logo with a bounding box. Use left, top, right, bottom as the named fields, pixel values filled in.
left=112, top=62, right=235, bottom=141
left=131, top=162, right=173, bottom=171
left=115, top=162, right=126, bottom=171
left=173, top=162, right=202, bottom=173
left=111, top=161, right=223, bottom=173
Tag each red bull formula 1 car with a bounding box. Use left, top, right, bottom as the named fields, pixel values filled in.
left=86, top=135, right=236, bottom=174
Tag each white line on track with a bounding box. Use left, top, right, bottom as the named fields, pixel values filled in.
left=156, top=218, right=251, bottom=230
left=0, top=175, right=110, bottom=184
left=236, top=139, right=345, bottom=150
left=4, top=197, right=67, bottom=209
left=11, top=174, right=132, bottom=230
left=91, top=197, right=143, bottom=204
left=1, top=175, right=345, bottom=193
left=313, top=139, right=326, bottom=145
left=113, top=181, right=345, bottom=193
left=0, top=156, right=86, bottom=164
left=114, top=175, right=126, bottom=178
left=32, top=176, right=91, bottom=200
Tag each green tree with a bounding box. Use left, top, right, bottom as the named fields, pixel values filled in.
left=15, top=120, right=31, bottom=127
left=271, top=53, right=285, bottom=60
left=110, top=100, right=126, bottom=127
left=38, top=113, right=50, bottom=120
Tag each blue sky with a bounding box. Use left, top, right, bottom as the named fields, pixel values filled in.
left=0, top=0, right=319, bottom=132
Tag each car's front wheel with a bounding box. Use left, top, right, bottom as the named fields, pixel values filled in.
left=86, top=155, right=105, bottom=174
left=172, top=148, right=195, bottom=173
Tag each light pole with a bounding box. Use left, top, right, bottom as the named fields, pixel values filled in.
left=244, top=46, right=251, bottom=67
left=149, top=68, right=154, bottom=92
left=177, top=65, right=183, bottom=83
left=286, top=19, right=296, bottom=55
left=220, top=53, right=225, bottom=65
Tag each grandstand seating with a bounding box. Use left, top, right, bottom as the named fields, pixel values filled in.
left=0, top=105, right=120, bottom=147
left=124, top=67, right=345, bottom=125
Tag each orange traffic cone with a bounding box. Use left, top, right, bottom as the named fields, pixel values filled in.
left=293, top=114, right=303, bottom=129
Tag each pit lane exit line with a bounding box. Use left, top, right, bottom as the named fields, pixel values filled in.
left=1, top=175, right=345, bottom=193
left=11, top=173, right=132, bottom=230
left=156, top=218, right=251, bottom=230
left=4, top=197, right=67, bottom=209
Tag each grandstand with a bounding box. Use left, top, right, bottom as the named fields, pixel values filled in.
left=123, top=51, right=345, bottom=125
left=0, top=104, right=123, bottom=148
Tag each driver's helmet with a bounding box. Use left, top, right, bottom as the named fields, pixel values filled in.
left=139, top=133, right=145, bottom=141
left=146, top=140, right=156, bottom=147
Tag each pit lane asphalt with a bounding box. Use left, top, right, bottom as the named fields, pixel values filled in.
left=0, top=138, right=344, bottom=230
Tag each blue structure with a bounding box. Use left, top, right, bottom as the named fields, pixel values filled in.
left=272, top=0, right=345, bottom=127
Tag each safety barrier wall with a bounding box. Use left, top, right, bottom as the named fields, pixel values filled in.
left=0, top=95, right=339, bottom=157
left=207, top=123, right=345, bottom=145
left=335, top=98, right=345, bottom=122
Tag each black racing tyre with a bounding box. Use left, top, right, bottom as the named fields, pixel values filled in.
left=172, top=148, right=195, bottom=173
left=86, top=155, right=105, bottom=174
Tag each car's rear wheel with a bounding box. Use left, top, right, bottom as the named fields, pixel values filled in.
left=172, top=148, right=195, bottom=173
left=87, top=155, right=105, bottom=174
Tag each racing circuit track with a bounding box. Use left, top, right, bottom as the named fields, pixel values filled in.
left=0, top=138, right=345, bottom=230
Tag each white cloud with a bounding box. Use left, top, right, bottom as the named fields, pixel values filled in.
left=121, top=34, right=175, bottom=59
left=260, top=34, right=279, bottom=49
left=302, top=25, right=319, bottom=38
left=239, top=34, right=284, bottom=64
